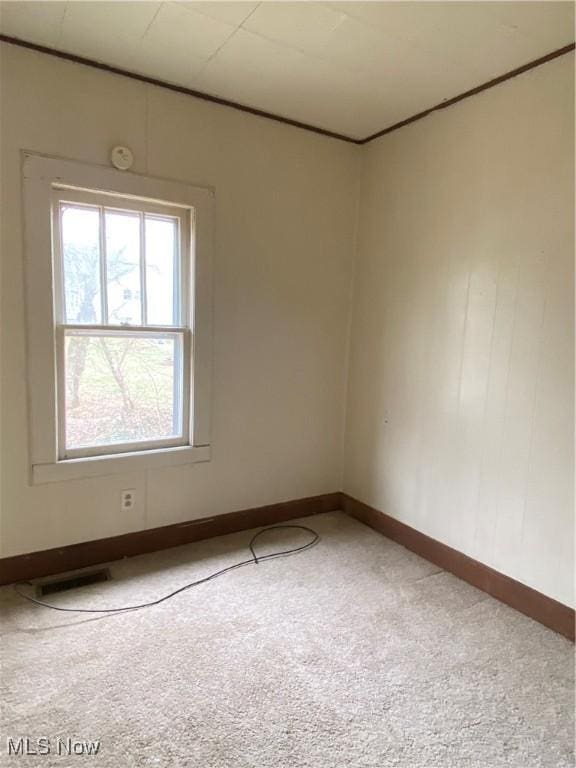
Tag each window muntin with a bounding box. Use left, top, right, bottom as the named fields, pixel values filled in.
left=52, top=187, right=191, bottom=460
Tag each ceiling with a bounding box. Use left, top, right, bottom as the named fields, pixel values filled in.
left=0, top=1, right=574, bottom=140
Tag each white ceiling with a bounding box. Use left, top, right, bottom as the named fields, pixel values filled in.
left=0, top=1, right=573, bottom=139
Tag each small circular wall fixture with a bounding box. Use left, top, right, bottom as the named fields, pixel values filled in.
left=110, top=146, right=134, bottom=171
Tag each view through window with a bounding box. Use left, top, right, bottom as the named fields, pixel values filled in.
left=54, top=190, right=191, bottom=458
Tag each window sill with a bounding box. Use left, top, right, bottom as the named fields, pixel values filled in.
left=32, top=445, right=211, bottom=484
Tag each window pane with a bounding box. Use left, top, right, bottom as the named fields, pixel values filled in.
left=64, top=331, right=183, bottom=451
left=61, top=205, right=102, bottom=324
left=105, top=211, right=142, bottom=325
left=145, top=215, right=178, bottom=325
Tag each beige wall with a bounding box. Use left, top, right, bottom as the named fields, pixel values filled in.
left=344, top=54, right=575, bottom=606
left=0, top=45, right=359, bottom=556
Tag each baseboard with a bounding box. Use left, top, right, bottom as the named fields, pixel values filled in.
left=340, top=493, right=575, bottom=642
left=3, top=490, right=572, bottom=641
left=0, top=492, right=340, bottom=587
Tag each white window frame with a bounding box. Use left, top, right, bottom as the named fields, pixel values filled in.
left=23, top=153, right=213, bottom=483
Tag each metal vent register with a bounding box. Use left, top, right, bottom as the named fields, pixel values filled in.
left=36, top=568, right=111, bottom=597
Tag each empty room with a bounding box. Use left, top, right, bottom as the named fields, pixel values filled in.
left=0, top=1, right=574, bottom=766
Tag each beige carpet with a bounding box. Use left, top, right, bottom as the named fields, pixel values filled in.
left=0, top=511, right=573, bottom=767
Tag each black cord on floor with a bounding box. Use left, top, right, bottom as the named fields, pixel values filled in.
left=13, top=524, right=320, bottom=615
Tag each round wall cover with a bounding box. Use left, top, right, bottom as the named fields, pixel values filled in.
left=111, top=146, right=134, bottom=171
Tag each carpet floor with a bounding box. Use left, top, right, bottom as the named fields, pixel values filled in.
left=0, top=511, right=573, bottom=767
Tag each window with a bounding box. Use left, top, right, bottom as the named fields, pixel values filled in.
left=24, top=155, right=213, bottom=482
left=54, top=188, right=190, bottom=459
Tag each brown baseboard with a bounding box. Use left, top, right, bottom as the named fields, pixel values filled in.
left=3, top=490, right=572, bottom=641
left=0, top=493, right=340, bottom=587
left=340, top=493, right=575, bottom=642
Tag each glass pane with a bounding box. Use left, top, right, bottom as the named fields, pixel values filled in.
left=61, top=205, right=102, bottom=324
left=145, top=215, right=179, bottom=325
left=64, top=331, right=183, bottom=451
left=105, top=210, right=142, bottom=325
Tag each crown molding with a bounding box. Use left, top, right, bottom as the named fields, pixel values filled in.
left=1, top=34, right=573, bottom=146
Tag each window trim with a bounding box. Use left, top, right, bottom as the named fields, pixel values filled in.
left=23, top=153, right=214, bottom=483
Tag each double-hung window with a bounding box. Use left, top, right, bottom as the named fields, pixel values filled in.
left=54, top=188, right=190, bottom=458
left=24, top=155, right=213, bottom=483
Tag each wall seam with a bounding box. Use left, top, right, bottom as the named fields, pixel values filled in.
left=339, top=146, right=365, bottom=493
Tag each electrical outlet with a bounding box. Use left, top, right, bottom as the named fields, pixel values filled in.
left=120, top=489, right=136, bottom=512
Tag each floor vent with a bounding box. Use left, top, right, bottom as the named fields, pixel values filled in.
left=37, top=568, right=111, bottom=597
